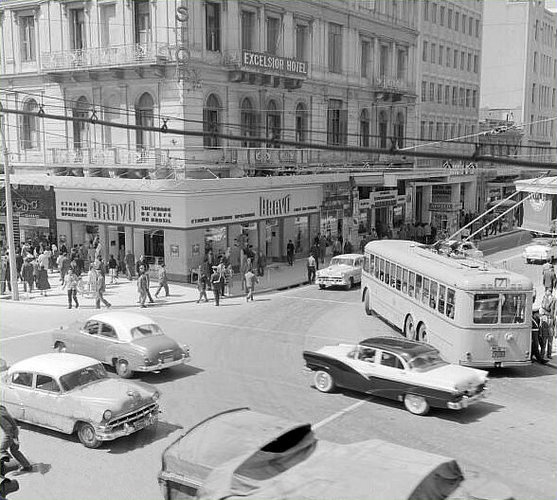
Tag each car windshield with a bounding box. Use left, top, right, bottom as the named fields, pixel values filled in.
left=59, top=364, right=108, bottom=391
left=407, top=351, right=448, bottom=372
left=331, top=258, right=354, bottom=266
left=130, top=323, right=164, bottom=339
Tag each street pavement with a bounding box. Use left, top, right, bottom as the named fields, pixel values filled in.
left=0, top=237, right=555, bottom=500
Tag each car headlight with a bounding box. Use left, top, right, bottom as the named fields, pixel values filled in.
left=152, top=391, right=160, bottom=402
left=182, top=345, right=190, bottom=357
left=103, top=410, right=112, bottom=421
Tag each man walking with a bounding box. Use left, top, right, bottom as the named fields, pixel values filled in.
left=62, top=268, right=81, bottom=309
left=196, top=268, right=209, bottom=303
left=540, top=288, right=556, bottom=360
left=125, top=251, right=135, bottom=280
left=94, top=263, right=111, bottom=309
left=307, top=254, right=317, bottom=284
left=0, top=405, right=32, bottom=473
left=137, top=266, right=149, bottom=308
left=210, top=266, right=221, bottom=306
left=154, top=263, right=169, bottom=298
left=286, top=240, right=295, bottom=266
left=245, top=268, right=258, bottom=302
left=542, top=263, right=556, bottom=293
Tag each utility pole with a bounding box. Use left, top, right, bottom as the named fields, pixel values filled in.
left=0, top=105, right=20, bottom=300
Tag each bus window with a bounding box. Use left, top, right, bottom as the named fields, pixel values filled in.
left=385, top=261, right=391, bottom=285
left=402, top=269, right=408, bottom=294
left=391, top=265, right=397, bottom=288
left=446, top=288, right=455, bottom=319
left=396, top=266, right=402, bottom=291
left=408, top=271, right=415, bottom=298
left=501, top=293, right=526, bottom=324
left=363, top=255, right=370, bottom=273
left=369, top=255, right=375, bottom=275
left=438, top=284, right=446, bottom=314
left=379, top=258, right=384, bottom=281
left=415, top=275, right=422, bottom=300
left=430, top=281, right=438, bottom=309
left=473, top=294, right=499, bottom=324
left=422, top=278, right=430, bottom=306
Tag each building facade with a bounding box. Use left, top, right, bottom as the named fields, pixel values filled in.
left=481, top=0, right=557, bottom=162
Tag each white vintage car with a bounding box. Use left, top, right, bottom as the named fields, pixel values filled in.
left=523, top=238, right=557, bottom=264
left=0, top=353, right=160, bottom=448
left=316, top=254, right=364, bottom=290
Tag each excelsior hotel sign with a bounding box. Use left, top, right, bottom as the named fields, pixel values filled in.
left=242, top=50, right=308, bottom=76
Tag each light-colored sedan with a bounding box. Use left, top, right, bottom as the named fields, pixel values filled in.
left=316, top=254, right=364, bottom=290
left=0, top=353, right=159, bottom=448
left=53, top=312, right=190, bottom=378
left=523, top=238, right=557, bottom=264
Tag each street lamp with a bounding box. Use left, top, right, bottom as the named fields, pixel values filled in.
left=0, top=102, right=20, bottom=300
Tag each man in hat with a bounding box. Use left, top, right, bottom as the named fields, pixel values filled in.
left=210, top=266, right=221, bottom=306
left=94, top=261, right=112, bottom=309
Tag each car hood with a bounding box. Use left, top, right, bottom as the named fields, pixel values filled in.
left=317, top=264, right=353, bottom=276
left=525, top=244, right=550, bottom=251
left=130, top=335, right=182, bottom=355
left=415, top=364, right=487, bottom=390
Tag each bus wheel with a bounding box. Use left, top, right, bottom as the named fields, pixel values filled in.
left=416, top=323, right=428, bottom=343
left=404, top=394, right=430, bottom=416
left=403, top=315, right=415, bottom=338
left=364, top=290, right=373, bottom=316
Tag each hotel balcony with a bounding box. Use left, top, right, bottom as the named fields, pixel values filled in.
left=372, top=75, right=415, bottom=99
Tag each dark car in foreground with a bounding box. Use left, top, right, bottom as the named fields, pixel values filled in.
left=303, top=336, right=488, bottom=415
left=158, top=408, right=513, bottom=500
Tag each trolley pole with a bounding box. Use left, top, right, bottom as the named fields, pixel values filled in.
left=0, top=107, right=20, bottom=300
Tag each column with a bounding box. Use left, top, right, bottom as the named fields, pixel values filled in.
left=124, top=226, right=134, bottom=255
left=133, top=229, right=145, bottom=258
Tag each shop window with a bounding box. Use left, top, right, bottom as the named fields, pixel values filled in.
left=73, top=96, right=90, bottom=150
left=20, top=15, right=36, bottom=62
left=328, top=23, right=343, bottom=73
left=378, top=111, right=388, bottom=149
left=327, top=99, right=346, bottom=146
left=135, top=92, right=155, bottom=152
left=266, top=100, right=281, bottom=147
left=206, top=2, right=221, bottom=52
left=240, top=98, right=258, bottom=148
left=203, top=94, right=221, bottom=148
left=360, top=108, right=370, bottom=147
left=295, top=103, right=308, bottom=144
left=134, top=0, right=151, bottom=45
left=21, top=99, right=40, bottom=150
left=144, top=229, right=164, bottom=264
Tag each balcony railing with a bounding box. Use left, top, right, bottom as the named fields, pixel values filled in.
left=373, top=75, right=414, bottom=94
left=41, top=43, right=174, bottom=72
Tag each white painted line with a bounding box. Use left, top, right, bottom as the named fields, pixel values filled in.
left=313, top=398, right=372, bottom=430
left=0, top=328, right=55, bottom=343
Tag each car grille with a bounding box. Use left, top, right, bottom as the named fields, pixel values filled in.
left=107, top=403, right=158, bottom=429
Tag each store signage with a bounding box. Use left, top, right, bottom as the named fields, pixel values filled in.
left=242, top=50, right=308, bottom=76
left=428, top=202, right=461, bottom=212
left=359, top=190, right=398, bottom=209
left=259, top=195, right=291, bottom=217
left=92, top=199, right=136, bottom=223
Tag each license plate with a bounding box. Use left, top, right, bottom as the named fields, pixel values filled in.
left=491, top=349, right=505, bottom=358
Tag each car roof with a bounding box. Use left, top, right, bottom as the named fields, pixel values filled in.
left=359, top=336, right=436, bottom=357
left=8, top=353, right=100, bottom=378
left=87, top=312, right=155, bottom=331
left=331, top=254, right=363, bottom=259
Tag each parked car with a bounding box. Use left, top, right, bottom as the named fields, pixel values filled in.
left=523, top=238, right=557, bottom=264
left=52, top=312, right=190, bottom=378
left=303, top=336, right=488, bottom=416
left=0, top=353, right=159, bottom=448
left=158, top=408, right=513, bottom=500
left=316, top=254, right=364, bottom=290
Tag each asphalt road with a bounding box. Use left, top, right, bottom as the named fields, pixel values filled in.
left=1, top=243, right=555, bottom=500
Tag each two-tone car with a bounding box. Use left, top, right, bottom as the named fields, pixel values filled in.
left=52, top=312, right=190, bottom=378
left=0, top=353, right=160, bottom=448
left=316, top=254, right=364, bottom=290
left=523, top=238, right=557, bottom=264
left=303, top=336, right=488, bottom=415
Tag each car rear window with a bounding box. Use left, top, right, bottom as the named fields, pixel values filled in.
left=130, top=323, right=164, bottom=339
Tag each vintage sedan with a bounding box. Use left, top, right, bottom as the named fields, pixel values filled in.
left=53, top=312, right=190, bottom=378
left=303, top=337, right=488, bottom=415
left=523, top=238, right=557, bottom=263
left=0, top=353, right=159, bottom=448
left=158, top=408, right=513, bottom=500
left=316, top=253, right=364, bottom=290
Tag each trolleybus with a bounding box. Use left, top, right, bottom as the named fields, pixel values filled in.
left=362, top=240, right=533, bottom=367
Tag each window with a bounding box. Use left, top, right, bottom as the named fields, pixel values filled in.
left=431, top=2, right=437, bottom=23
left=460, top=51, right=465, bottom=70
left=437, top=84, right=443, bottom=103
left=408, top=271, right=415, bottom=297
left=361, top=40, right=371, bottom=77
left=444, top=85, right=450, bottom=105
left=454, top=11, right=460, bottom=32
left=466, top=89, right=471, bottom=107
left=453, top=50, right=458, bottom=69
left=266, top=100, right=281, bottom=147
left=501, top=293, right=526, bottom=324
left=203, top=94, right=221, bottom=148
left=467, top=53, right=472, bottom=71
left=380, top=352, right=404, bottom=369
left=469, top=17, right=473, bottom=36
left=266, top=17, right=280, bottom=55
left=438, top=284, right=446, bottom=314
left=472, top=90, right=477, bottom=108
left=296, top=24, right=308, bottom=61
left=448, top=9, right=453, bottom=28
left=533, top=52, right=538, bottom=73
left=295, top=103, right=308, bottom=144
left=240, top=98, right=258, bottom=148
left=473, top=294, right=499, bottom=324
left=394, top=113, right=404, bottom=148
left=328, top=23, right=343, bottom=73
left=532, top=83, right=536, bottom=103
left=134, top=1, right=151, bottom=45
left=430, top=281, right=438, bottom=309
left=459, top=88, right=465, bottom=107
left=397, top=49, right=407, bottom=79
left=21, top=99, right=40, bottom=150
left=206, top=2, right=221, bottom=52
left=422, top=277, right=430, bottom=305
left=473, top=54, right=478, bottom=73
left=100, top=4, right=116, bottom=48
left=446, top=47, right=451, bottom=67
left=396, top=265, right=402, bottom=291
left=462, top=14, right=466, bottom=33
left=440, top=6, right=445, bottom=25
left=421, top=81, right=427, bottom=102
left=99, top=323, right=117, bottom=339
left=429, top=82, right=435, bottom=102
left=357, top=347, right=377, bottom=363
left=241, top=11, right=255, bottom=50
left=438, top=45, right=443, bottom=65
left=12, top=372, right=33, bottom=387
left=326, top=99, right=345, bottom=146
left=378, top=111, right=388, bottom=149
left=384, top=261, right=391, bottom=284
left=70, top=8, right=86, bottom=50
left=73, top=96, right=90, bottom=150
left=424, top=0, right=429, bottom=21
left=20, top=15, right=36, bottom=61
left=430, top=43, right=436, bottom=63
left=415, top=274, right=423, bottom=299
left=422, top=41, right=428, bottom=62
left=379, top=44, right=389, bottom=77
left=36, top=374, right=60, bottom=392
left=376, top=257, right=383, bottom=280
left=452, top=86, right=457, bottom=106
left=360, top=109, right=370, bottom=147
left=135, top=92, right=154, bottom=150
left=83, top=320, right=99, bottom=335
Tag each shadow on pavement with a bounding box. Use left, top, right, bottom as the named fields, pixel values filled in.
left=139, top=364, right=204, bottom=384
left=486, top=363, right=557, bottom=379
left=107, top=420, right=183, bottom=455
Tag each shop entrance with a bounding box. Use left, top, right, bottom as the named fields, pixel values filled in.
left=265, top=219, right=281, bottom=261
left=144, top=229, right=164, bottom=265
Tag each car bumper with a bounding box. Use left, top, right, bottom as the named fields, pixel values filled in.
left=136, top=355, right=190, bottom=372
left=96, top=411, right=158, bottom=441
left=461, top=359, right=531, bottom=368
left=316, top=277, right=348, bottom=286
left=447, top=391, right=486, bottom=410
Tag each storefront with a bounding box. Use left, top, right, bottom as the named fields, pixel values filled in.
left=320, top=182, right=354, bottom=245
left=358, top=189, right=405, bottom=238
left=55, top=183, right=322, bottom=281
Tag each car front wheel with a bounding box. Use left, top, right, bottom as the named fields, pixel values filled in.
left=77, top=422, right=102, bottom=448
left=314, top=370, right=335, bottom=393
left=115, top=359, right=133, bottom=379
left=404, top=394, right=430, bottom=416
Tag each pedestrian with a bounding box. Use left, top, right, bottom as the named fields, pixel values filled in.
left=94, top=265, right=111, bottom=309
left=224, top=264, right=234, bottom=296
left=154, top=263, right=169, bottom=298
left=286, top=239, right=295, bottom=266
left=0, top=405, right=32, bottom=473
left=58, top=252, right=70, bottom=283
left=20, top=258, right=34, bottom=296
left=542, top=263, right=556, bottom=293
left=37, top=250, right=49, bottom=270
left=424, top=222, right=432, bottom=245
left=0, top=255, right=11, bottom=295
left=540, top=288, right=556, bottom=360
left=87, top=263, right=98, bottom=297
left=343, top=239, right=353, bottom=254
left=307, top=254, right=317, bottom=284
left=319, top=234, right=327, bottom=264
left=257, top=250, right=266, bottom=277
left=107, top=255, right=118, bottom=284
left=15, top=251, right=23, bottom=282
left=332, top=238, right=342, bottom=257
left=136, top=255, right=149, bottom=275
left=196, top=268, right=209, bottom=303
left=51, top=243, right=59, bottom=271
left=310, top=242, right=320, bottom=270
left=244, top=268, right=258, bottom=302
left=210, top=266, right=221, bottom=306
left=62, top=268, right=81, bottom=309
left=137, top=265, right=149, bottom=308
left=125, top=251, right=135, bottom=280
left=35, top=265, right=50, bottom=296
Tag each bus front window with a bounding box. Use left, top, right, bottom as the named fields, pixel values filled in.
left=501, top=293, right=526, bottom=324
left=473, top=294, right=499, bottom=324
